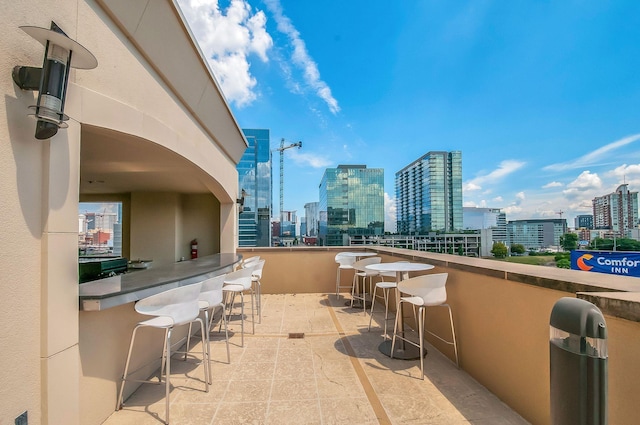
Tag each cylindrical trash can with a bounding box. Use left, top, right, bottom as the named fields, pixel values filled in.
left=550, top=297, right=607, bottom=425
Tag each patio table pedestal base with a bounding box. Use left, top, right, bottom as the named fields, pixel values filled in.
left=378, top=339, right=427, bottom=360
left=345, top=300, right=372, bottom=309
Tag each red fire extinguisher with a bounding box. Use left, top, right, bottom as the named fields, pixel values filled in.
left=190, top=239, right=198, bottom=259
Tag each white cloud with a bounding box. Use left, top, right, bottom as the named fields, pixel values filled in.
left=384, top=193, right=397, bottom=233
left=503, top=205, right=522, bottom=215
left=288, top=149, right=332, bottom=168
left=177, top=0, right=273, bottom=107
left=492, top=196, right=503, bottom=202
left=463, top=160, right=526, bottom=191
left=566, top=171, right=603, bottom=189
left=605, top=163, right=640, bottom=180
left=542, top=181, right=563, bottom=189
left=562, top=171, right=603, bottom=200
left=464, top=182, right=482, bottom=191
left=544, top=133, right=640, bottom=172
left=263, top=0, right=340, bottom=114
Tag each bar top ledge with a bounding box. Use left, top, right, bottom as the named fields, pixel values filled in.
left=79, top=253, right=241, bottom=311
left=239, top=246, right=640, bottom=322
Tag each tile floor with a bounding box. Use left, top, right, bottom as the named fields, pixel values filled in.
left=103, top=293, right=530, bottom=425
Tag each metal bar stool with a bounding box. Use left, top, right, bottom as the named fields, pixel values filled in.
left=335, top=253, right=356, bottom=298
left=116, top=282, right=209, bottom=424
left=390, top=273, right=459, bottom=379
left=185, top=275, right=230, bottom=385
left=368, top=261, right=409, bottom=339
left=350, top=256, right=381, bottom=315
left=222, top=266, right=256, bottom=347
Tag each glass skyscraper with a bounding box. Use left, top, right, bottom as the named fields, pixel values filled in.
left=396, top=151, right=463, bottom=234
left=318, top=165, right=384, bottom=246
left=304, top=202, right=319, bottom=236
left=506, top=219, right=567, bottom=250
left=463, top=207, right=507, bottom=243
left=237, top=129, right=272, bottom=247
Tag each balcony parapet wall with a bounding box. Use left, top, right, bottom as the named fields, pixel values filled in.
left=239, top=246, right=640, bottom=425
left=240, top=246, right=640, bottom=323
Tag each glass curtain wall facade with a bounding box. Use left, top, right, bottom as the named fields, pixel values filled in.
left=238, top=129, right=272, bottom=246
left=463, top=207, right=507, bottom=243
left=396, top=151, right=463, bottom=234
left=319, top=165, right=384, bottom=246
left=506, top=219, right=567, bottom=250
left=304, top=202, right=319, bottom=236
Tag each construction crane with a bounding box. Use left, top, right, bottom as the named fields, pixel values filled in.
left=274, top=138, right=302, bottom=238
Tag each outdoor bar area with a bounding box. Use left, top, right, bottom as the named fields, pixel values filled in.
left=1, top=1, right=247, bottom=424
left=94, top=246, right=640, bottom=425
left=4, top=1, right=640, bottom=425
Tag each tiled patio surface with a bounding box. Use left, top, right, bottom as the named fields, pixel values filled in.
left=103, top=293, right=530, bottom=424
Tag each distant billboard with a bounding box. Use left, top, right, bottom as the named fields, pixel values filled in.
left=571, top=250, right=640, bottom=277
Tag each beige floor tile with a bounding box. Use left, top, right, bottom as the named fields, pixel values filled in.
left=320, top=396, right=378, bottom=424
left=104, top=408, right=170, bottom=425
left=277, top=347, right=315, bottom=363
left=270, top=378, right=318, bottom=401
left=102, top=293, right=530, bottom=425
left=213, top=401, right=268, bottom=425
left=239, top=347, right=278, bottom=363
left=223, top=379, right=272, bottom=403
left=168, top=402, right=218, bottom=424
left=274, top=360, right=315, bottom=380
left=266, top=399, right=322, bottom=425
left=232, top=361, right=276, bottom=380
left=316, top=375, right=366, bottom=399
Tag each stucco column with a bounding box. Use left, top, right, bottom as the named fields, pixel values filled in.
left=40, top=121, right=81, bottom=425
left=219, top=202, right=236, bottom=253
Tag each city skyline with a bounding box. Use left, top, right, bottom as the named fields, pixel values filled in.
left=179, top=1, right=640, bottom=231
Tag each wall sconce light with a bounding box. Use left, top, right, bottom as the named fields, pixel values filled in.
left=12, top=21, right=97, bottom=140
left=237, top=189, right=248, bottom=214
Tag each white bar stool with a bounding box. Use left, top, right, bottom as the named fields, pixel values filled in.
left=116, top=282, right=208, bottom=424
left=390, top=273, right=459, bottom=379
left=368, top=261, right=409, bottom=338
left=350, top=256, right=381, bottom=314
left=185, top=274, right=230, bottom=385
left=335, top=253, right=356, bottom=298
left=243, top=259, right=265, bottom=324
left=222, top=266, right=256, bottom=347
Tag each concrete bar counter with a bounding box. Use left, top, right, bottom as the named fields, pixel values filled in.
left=79, top=253, right=241, bottom=425
left=80, top=253, right=242, bottom=311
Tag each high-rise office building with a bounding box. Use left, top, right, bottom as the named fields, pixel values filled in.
left=396, top=151, right=463, bottom=234
left=280, top=210, right=297, bottom=239
left=574, top=214, right=594, bottom=230
left=304, top=202, right=319, bottom=236
left=592, top=184, right=638, bottom=235
left=237, top=129, right=272, bottom=247
left=506, top=219, right=567, bottom=250
left=318, top=165, right=384, bottom=246
left=463, top=207, right=507, bottom=243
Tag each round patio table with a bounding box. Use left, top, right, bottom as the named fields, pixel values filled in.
left=365, top=262, right=434, bottom=360
left=337, top=252, right=376, bottom=307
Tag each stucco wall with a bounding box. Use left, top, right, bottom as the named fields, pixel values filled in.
left=1, top=1, right=244, bottom=423
left=239, top=247, right=640, bottom=425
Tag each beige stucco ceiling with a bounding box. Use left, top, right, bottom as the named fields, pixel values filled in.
left=80, top=125, right=219, bottom=195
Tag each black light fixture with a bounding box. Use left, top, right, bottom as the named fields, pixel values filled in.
left=12, top=21, right=97, bottom=140
left=237, top=189, right=248, bottom=214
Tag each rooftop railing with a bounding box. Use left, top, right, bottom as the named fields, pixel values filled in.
left=238, top=245, right=640, bottom=425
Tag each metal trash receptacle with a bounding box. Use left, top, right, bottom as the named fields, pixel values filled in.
left=550, top=297, right=607, bottom=425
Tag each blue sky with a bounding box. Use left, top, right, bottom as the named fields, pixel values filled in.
left=177, top=0, right=640, bottom=231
